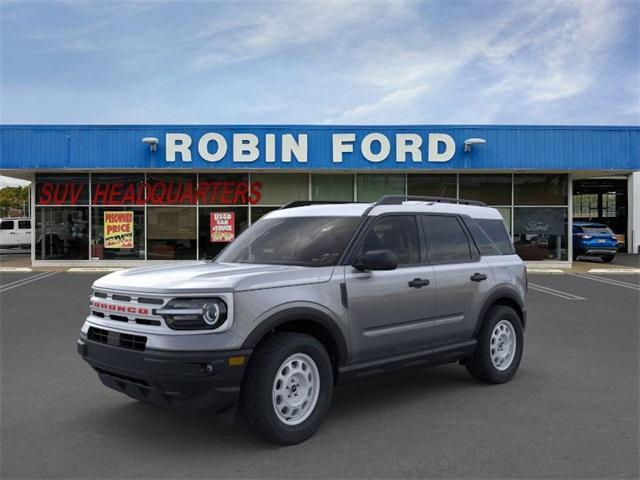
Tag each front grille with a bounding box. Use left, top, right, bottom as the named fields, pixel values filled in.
left=88, top=326, right=109, bottom=343
left=87, top=327, right=147, bottom=351
left=91, top=290, right=167, bottom=328
left=119, top=333, right=147, bottom=351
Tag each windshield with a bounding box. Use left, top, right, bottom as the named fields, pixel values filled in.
left=216, top=216, right=362, bottom=267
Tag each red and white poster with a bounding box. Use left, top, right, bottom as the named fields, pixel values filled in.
left=210, top=212, right=235, bottom=243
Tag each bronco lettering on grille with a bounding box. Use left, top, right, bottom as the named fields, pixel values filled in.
left=90, top=300, right=150, bottom=316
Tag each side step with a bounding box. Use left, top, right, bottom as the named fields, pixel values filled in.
left=336, top=340, right=477, bottom=384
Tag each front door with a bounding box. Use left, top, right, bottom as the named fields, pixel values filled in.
left=344, top=215, right=437, bottom=363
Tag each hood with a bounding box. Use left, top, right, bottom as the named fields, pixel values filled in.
left=92, top=261, right=335, bottom=294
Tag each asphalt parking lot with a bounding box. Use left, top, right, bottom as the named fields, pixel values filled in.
left=1, top=271, right=638, bottom=479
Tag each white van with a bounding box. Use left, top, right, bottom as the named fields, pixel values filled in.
left=0, top=217, right=32, bottom=249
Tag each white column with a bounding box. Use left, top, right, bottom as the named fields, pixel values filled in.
left=629, top=171, right=640, bottom=254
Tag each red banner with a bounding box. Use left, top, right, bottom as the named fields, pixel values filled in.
left=37, top=180, right=262, bottom=205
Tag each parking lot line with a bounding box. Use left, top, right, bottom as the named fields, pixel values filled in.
left=570, top=273, right=640, bottom=291
left=528, top=282, right=586, bottom=300
left=0, top=272, right=58, bottom=293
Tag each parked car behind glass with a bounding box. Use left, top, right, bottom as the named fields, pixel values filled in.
left=572, top=222, right=618, bottom=262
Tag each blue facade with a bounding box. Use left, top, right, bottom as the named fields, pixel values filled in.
left=1, top=125, right=639, bottom=171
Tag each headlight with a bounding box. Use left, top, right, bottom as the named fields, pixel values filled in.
left=156, top=298, right=228, bottom=330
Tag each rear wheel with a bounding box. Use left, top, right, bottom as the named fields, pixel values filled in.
left=240, top=332, right=333, bottom=445
left=601, top=255, right=615, bottom=263
left=466, top=306, right=523, bottom=384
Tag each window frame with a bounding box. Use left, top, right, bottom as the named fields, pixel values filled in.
left=421, top=213, right=480, bottom=265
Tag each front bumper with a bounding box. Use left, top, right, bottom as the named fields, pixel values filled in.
left=77, top=336, right=252, bottom=413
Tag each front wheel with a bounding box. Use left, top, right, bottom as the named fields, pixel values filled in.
left=601, top=255, right=615, bottom=263
left=240, top=332, right=333, bottom=445
left=466, top=306, right=523, bottom=384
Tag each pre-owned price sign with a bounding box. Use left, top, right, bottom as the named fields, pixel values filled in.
left=104, top=211, right=134, bottom=248
left=210, top=212, right=235, bottom=243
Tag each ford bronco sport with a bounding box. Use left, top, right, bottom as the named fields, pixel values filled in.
left=78, top=195, right=527, bottom=445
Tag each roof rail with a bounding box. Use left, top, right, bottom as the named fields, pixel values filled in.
left=280, top=200, right=354, bottom=210
left=375, top=195, right=486, bottom=207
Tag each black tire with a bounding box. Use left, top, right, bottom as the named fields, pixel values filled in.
left=601, top=255, right=614, bottom=263
left=240, top=331, right=333, bottom=445
left=466, top=305, right=523, bottom=384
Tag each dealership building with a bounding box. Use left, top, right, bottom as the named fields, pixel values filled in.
left=1, top=125, right=638, bottom=267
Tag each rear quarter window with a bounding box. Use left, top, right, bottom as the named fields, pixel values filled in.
left=1, top=220, right=15, bottom=230
left=476, top=219, right=515, bottom=255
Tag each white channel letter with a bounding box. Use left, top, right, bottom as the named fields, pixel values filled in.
left=428, top=133, right=455, bottom=162
left=282, top=134, right=308, bottom=163
left=166, top=133, right=192, bottom=162
left=198, top=133, right=227, bottom=162
left=361, top=133, right=391, bottom=163
left=396, top=134, right=423, bottom=162
left=233, top=134, right=259, bottom=162
left=332, top=133, right=356, bottom=163
left=265, top=134, right=276, bottom=163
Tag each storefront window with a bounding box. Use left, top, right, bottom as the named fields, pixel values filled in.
left=147, top=207, right=197, bottom=259
left=199, top=207, right=249, bottom=260
left=459, top=174, right=511, bottom=205
left=513, top=207, right=567, bottom=261
left=91, top=173, right=145, bottom=205
left=147, top=173, right=198, bottom=205
left=36, top=174, right=89, bottom=205
left=252, top=173, right=308, bottom=205
left=198, top=173, right=256, bottom=205
left=90, top=208, right=144, bottom=260
left=514, top=174, right=567, bottom=205
left=495, top=207, right=512, bottom=233
left=36, top=207, right=89, bottom=259
left=407, top=174, right=456, bottom=198
left=251, top=206, right=279, bottom=223
left=356, top=174, right=404, bottom=202
left=311, top=174, right=354, bottom=201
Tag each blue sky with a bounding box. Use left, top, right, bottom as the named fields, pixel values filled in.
left=1, top=0, right=638, bottom=125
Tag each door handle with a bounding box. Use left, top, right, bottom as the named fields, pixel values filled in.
left=470, top=273, right=487, bottom=282
left=408, top=278, right=430, bottom=288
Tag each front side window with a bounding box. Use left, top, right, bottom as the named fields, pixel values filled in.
left=358, top=215, right=420, bottom=265
left=423, top=215, right=472, bottom=263
left=18, top=220, right=31, bottom=229
left=217, top=216, right=361, bottom=267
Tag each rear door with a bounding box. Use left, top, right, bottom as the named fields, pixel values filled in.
left=344, top=214, right=437, bottom=363
left=0, top=220, right=17, bottom=247
left=421, top=215, right=494, bottom=343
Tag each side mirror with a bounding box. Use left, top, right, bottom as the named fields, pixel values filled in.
left=353, top=249, right=398, bottom=271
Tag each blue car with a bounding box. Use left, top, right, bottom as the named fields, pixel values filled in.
left=572, top=222, right=618, bottom=262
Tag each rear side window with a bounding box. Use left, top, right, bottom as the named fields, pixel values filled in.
left=1, top=220, right=14, bottom=230
left=18, top=220, right=31, bottom=229
left=477, top=219, right=514, bottom=255
left=422, top=215, right=472, bottom=263
left=463, top=218, right=501, bottom=256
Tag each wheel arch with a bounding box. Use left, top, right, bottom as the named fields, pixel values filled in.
left=474, top=286, right=526, bottom=337
left=241, top=307, right=349, bottom=372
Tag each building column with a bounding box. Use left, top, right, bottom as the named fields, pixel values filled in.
left=629, top=171, right=640, bottom=254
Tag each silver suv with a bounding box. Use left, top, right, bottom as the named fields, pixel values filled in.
left=78, top=195, right=527, bottom=445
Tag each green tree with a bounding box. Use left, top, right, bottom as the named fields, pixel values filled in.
left=0, top=186, right=29, bottom=217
